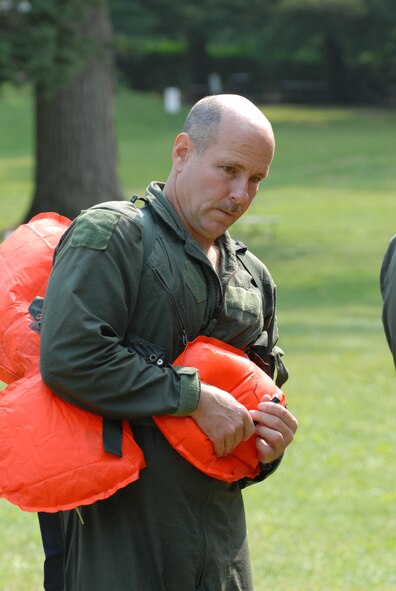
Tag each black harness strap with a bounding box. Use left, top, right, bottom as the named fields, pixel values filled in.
left=235, top=244, right=289, bottom=388
left=102, top=418, right=124, bottom=457
left=103, top=198, right=157, bottom=457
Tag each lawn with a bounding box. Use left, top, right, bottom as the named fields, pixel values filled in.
left=0, top=85, right=395, bottom=590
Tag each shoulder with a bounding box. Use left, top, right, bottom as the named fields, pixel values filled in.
left=380, top=235, right=396, bottom=297
left=234, top=240, right=275, bottom=289
left=61, top=201, right=144, bottom=252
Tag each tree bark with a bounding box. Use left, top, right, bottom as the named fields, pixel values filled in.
left=24, top=2, right=122, bottom=222
left=324, top=34, right=349, bottom=105
left=186, top=24, right=210, bottom=93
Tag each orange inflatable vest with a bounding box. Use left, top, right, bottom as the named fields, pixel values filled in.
left=0, top=214, right=145, bottom=513
left=154, top=336, right=286, bottom=482
left=0, top=213, right=71, bottom=383
left=0, top=374, right=145, bottom=512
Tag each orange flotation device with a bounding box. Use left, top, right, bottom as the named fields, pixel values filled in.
left=0, top=213, right=71, bottom=384
left=0, top=214, right=145, bottom=513
left=0, top=374, right=144, bottom=512
left=154, top=336, right=286, bottom=482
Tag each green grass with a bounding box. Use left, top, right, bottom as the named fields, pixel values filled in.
left=1, top=85, right=395, bottom=590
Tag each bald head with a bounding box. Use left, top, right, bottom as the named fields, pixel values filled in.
left=183, top=94, right=274, bottom=155
left=164, top=94, right=276, bottom=249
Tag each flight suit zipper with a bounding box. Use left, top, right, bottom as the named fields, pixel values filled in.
left=152, top=267, right=188, bottom=347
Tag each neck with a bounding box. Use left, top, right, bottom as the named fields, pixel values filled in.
left=163, top=182, right=215, bottom=253
left=207, top=243, right=221, bottom=276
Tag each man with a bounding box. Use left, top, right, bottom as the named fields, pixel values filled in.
left=380, top=235, right=396, bottom=367
left=40, top=94, right=298, bottom=590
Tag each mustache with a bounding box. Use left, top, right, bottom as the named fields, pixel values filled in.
left=220, top=201, right=244, bottom=215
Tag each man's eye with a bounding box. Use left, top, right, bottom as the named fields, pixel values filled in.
left=223, top=166, right=235, bottom=174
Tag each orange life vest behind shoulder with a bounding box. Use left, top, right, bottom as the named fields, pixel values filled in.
left=0, top=212, right=71, bottom=384
left=0, top=214, right=145, bottom=513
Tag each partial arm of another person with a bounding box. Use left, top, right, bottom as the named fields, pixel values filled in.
left=380, top=235, right=396, bottom=368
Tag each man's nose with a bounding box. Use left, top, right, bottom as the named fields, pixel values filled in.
left=230, top=177, right=250, bottom=203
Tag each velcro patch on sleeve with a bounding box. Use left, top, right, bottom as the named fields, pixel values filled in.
left=70, top=209, right=121, bottom=250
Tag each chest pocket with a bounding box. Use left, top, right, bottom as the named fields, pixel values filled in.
left=225, top=285, right=262, bottom=318
left=184, top=259, right=207, bottom=304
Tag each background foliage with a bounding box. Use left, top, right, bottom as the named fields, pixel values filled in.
left=0, top=87, right=395, bottom=590
left=1, top=0, right=396, bottom=104
left=110, top=0, right=396, bottom=104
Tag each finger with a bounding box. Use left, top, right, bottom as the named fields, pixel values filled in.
left=242, top=414, right=256, bottom=441
left=256, top=413, right=294, bottom=436
left=256, top=403, right=298, bottom=434
left=255, top=436, right=280, bottom=463
left=223, top=420, right=252, bottom=456
left=225, top=426, right=246, bottom=455
left=213, top=431, right=239, bottom=457
left=256, top=424, right=293, bottom=449
left=254, top=415, right=296, bottom=449
left=256, top=427, right=289, bottom=464
left=213, top=438, right=226, bottom=458
left=249, top=408, right=285, bottom=429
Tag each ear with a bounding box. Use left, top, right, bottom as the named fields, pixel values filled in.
left=172, top=132, right=194, bottom=171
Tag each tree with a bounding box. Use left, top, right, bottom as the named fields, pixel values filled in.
left=110, top=0, right=273, bottom=96
left=260, top=0, right=396, bottom=104
left=0, top=0, right=122, bottom=222
left=109, top=0, right=396, bottom=105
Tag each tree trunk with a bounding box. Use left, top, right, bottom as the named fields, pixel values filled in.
left=324, top=34, right=349, bottom=105
left=185, top=26, right=210, bottom=100
left=24, top=2, right=122, bottom=222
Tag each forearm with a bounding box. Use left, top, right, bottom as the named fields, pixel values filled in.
left=41, top=338, right=200, bottom=420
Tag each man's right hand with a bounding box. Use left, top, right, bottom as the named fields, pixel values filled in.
left=190, top=382, right=256, bottom=457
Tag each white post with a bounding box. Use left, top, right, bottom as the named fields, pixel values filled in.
left=164, top=87, right=181, bottom=114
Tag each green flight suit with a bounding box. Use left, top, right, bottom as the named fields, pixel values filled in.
left=381, top=234, right=396, bottom=368
left=40, top=182, right=283, bottom=591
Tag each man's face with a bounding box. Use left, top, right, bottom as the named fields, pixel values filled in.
left=169, top=116, right=275, bottom=249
